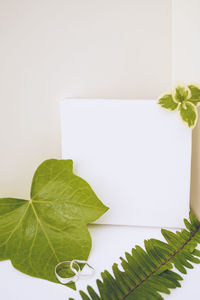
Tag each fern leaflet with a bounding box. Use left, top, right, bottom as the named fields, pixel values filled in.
left=78, top=212, right=200, bottom=300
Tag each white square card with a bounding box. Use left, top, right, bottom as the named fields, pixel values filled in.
left=60, top=99, right=191, bottom=228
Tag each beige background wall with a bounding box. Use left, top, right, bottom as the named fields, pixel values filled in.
left=0, top=0, right=199, bottom=220
left=0, top=0, right=171, bottom=197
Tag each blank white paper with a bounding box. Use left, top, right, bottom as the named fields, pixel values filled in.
left=60, top=99, right=191, bottom=228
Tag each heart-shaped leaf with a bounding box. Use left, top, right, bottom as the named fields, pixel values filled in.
left=173, top=82, right=191, bottom=103
left=0, top=159, right=108, bottom=289
left=178, top=102, right=198, bottom=129
left=158, top=94, right=178, bottom=111
left=188, top=84, right=200, bottom=106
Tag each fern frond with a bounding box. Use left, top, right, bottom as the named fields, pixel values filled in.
left=78, top=212, right=200, bottom=300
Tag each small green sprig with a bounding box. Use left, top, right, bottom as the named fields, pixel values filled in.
left=158, top=82, right=200, bottom=129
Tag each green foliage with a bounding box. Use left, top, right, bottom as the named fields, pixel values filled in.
left=158, top=82, right=200, bottom=128
left=188, top=85, right=200, bottom=105
left=0, top=159, right=108, bottom=289
left=78, top=212, right=200, bottom=299
left=157, top=94, right=178, bottom=111
left=178, top=102, right=197, bottom=129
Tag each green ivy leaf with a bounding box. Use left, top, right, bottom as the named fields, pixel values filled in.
left=173, top=83, right=191, bottom=103
left=158, top=94, right=178, bottom=111
left=188, top=84, right=200, bottom=106
left=0, top=159, right=108, bottom=289
left=178, top=102, right=198, bottom=128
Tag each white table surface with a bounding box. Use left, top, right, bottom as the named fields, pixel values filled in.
left=1, top=224, right=200, bottom=300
